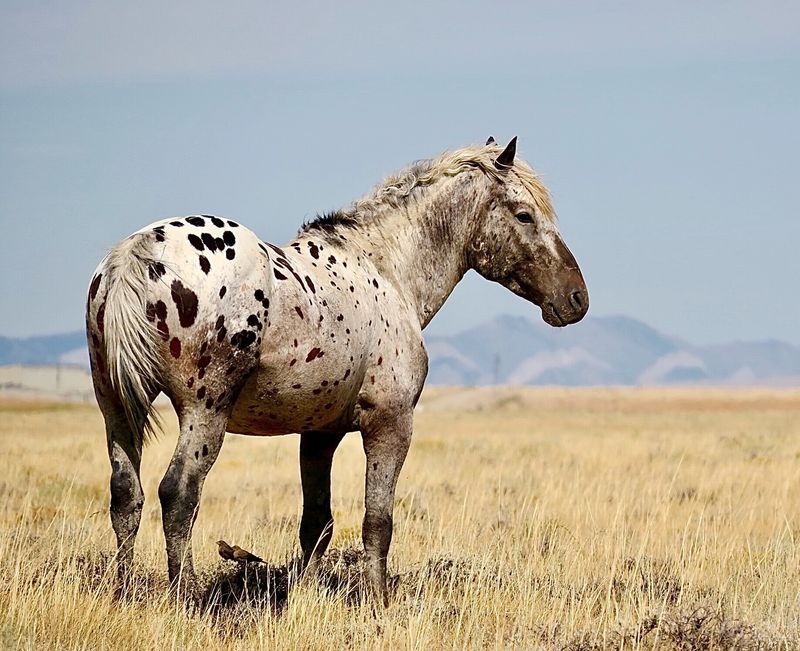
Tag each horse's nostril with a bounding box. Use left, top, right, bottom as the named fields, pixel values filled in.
left=569, top=290, right=584, bottom=311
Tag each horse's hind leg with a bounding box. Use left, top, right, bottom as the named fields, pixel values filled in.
left=299, top=431, right=346, bottom=569
left=100, top=400, right=145, bottom=594
left=158, top=406, right=229, bottom=600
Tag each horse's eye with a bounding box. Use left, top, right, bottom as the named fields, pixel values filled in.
left=515, top=212, right=534, bottom=224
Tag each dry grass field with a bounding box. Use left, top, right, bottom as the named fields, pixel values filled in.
left=1, top=387, right=799, bottom=650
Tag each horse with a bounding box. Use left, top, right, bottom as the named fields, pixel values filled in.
left=85, top=137, right=588, bottom=605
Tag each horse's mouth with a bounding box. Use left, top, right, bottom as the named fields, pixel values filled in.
left=542, top=296, right=587, bottom=327
left=543, top=302, right=565, bottom=327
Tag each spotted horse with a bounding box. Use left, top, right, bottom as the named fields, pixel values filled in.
left=86, top=137, right=588, bottom=605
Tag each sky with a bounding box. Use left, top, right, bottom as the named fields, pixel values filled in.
left=1, top=1, right=799, bottom=344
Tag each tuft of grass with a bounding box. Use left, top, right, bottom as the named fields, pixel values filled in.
left=0, top=388, right=799, bottom=649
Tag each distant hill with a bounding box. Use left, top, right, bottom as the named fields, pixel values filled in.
left=0, top=331, right=88, bottom=366
left=2, top=316, right=799, bottom=386
left=426, top=315, right=800, bottom=386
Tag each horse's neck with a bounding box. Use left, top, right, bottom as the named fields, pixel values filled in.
left=351, top=174, right=483, bottom=329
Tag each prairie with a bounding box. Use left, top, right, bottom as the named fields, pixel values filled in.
left=0, top=387, right=798, bottom=649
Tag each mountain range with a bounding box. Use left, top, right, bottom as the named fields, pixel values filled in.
left=2, top=316, right=799, bottom=387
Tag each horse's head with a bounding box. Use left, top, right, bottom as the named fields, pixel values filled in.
left=469, top=137, right=588, bottom=327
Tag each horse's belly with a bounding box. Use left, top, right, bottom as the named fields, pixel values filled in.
left=226, top=359, right=361, bottom=435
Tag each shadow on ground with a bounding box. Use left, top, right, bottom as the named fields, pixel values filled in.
left=199, top=547, right=392, bottom=614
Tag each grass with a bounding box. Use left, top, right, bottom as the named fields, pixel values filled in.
left=0, top=387, right=798, bottom=649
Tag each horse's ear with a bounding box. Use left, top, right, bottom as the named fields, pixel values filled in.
left=494, top=137, right=517, bottom=170
left=485, top=136, right=496, bottom=145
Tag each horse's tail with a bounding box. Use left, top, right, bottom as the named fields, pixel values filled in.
left=101, top=233, right=164, bottom=445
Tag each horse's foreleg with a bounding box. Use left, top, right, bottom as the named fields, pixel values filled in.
left=360, top=410, right=412, bottom=606
left=104, top=410, right=144, bottom=594
left=299, top=431, right=345, bottom=569
left=158, top=410, right=227, bottom=601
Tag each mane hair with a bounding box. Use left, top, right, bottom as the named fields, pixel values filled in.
left=300, top=143, right=555, bottom=237
left=301, top=210, right=358, bottom=235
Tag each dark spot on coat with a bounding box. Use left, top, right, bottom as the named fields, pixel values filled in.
left=170, top=220, right=184, bottom=227
left=247, top=314, right=260, bottom=328
left=343, top=369, right=350, bottom=380
left=202, top=444, right=209, bottom=456
left=294, top=306, right=304, bottom=319
left=210, top=216, right=225, bottom=228
left=217, top=326, right=227, bottom=342
left=205, top=397, right=214, bottom=409
left=308, top=241, right=320, bottom=259
left=170, top=280, right=199, bottom=327
left=223, top=230, right=236, bottom=246
left=292, top=383, right=302, bottom=389
left=169, top=337, right=182, bottom=358
left=188, top=234, right=204, bottom=251
left=274, top=269, right=287, bottom=281
left=198, top=355, right=212, bottom=369
left=201, top=232, right=218, bottom=252
left=377, top=356, right=383, bottom=365
left=337, top=314, right=344, bottom=321
left=219, top=286, right=227, bottom=298
left=155, top=319, right=168, bottom=340
left=226, top=248, right=236, bottom=260
left=199, top=256, right=211, bottom=274
left=187, top=216, right=205, bottom=227
left=148, top=262, right=166, bottom=281
left=151, top=301, right=166, bottom=322
left=328, top=255, right=337, bottom=264
left=305, top=276, right=315, bottom=293
left=230, top=329, right=257, bottom=349
left=187, top=377, right=194, bottom=388
left=153, top=226, right=166, bottom=242
left=254, top=289, right=264, bottom=301
left=289, top=359, right=297, bottom=366
left=372, top=278, right=379, bottom=288
left=266, top=242, right=287, bottom=259
left=197, top=386, right=206, bottom=399
left=215, top=315, right=225, bottom=330
left=227, top=220, right=239, bottom=228
left=306, top=347, right=321, bottom=362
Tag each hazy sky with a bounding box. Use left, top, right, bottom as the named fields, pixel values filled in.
left=1, top=1, right=799, bottom=344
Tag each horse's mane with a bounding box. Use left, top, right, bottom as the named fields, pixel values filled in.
left=301, top=143, right=555, bottom=237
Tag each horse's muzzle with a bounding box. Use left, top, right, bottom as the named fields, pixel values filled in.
left=542, top=288, right=588, bottom=327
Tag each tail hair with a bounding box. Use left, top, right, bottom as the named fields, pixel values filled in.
left=102, top=234, right=165, bottom=445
